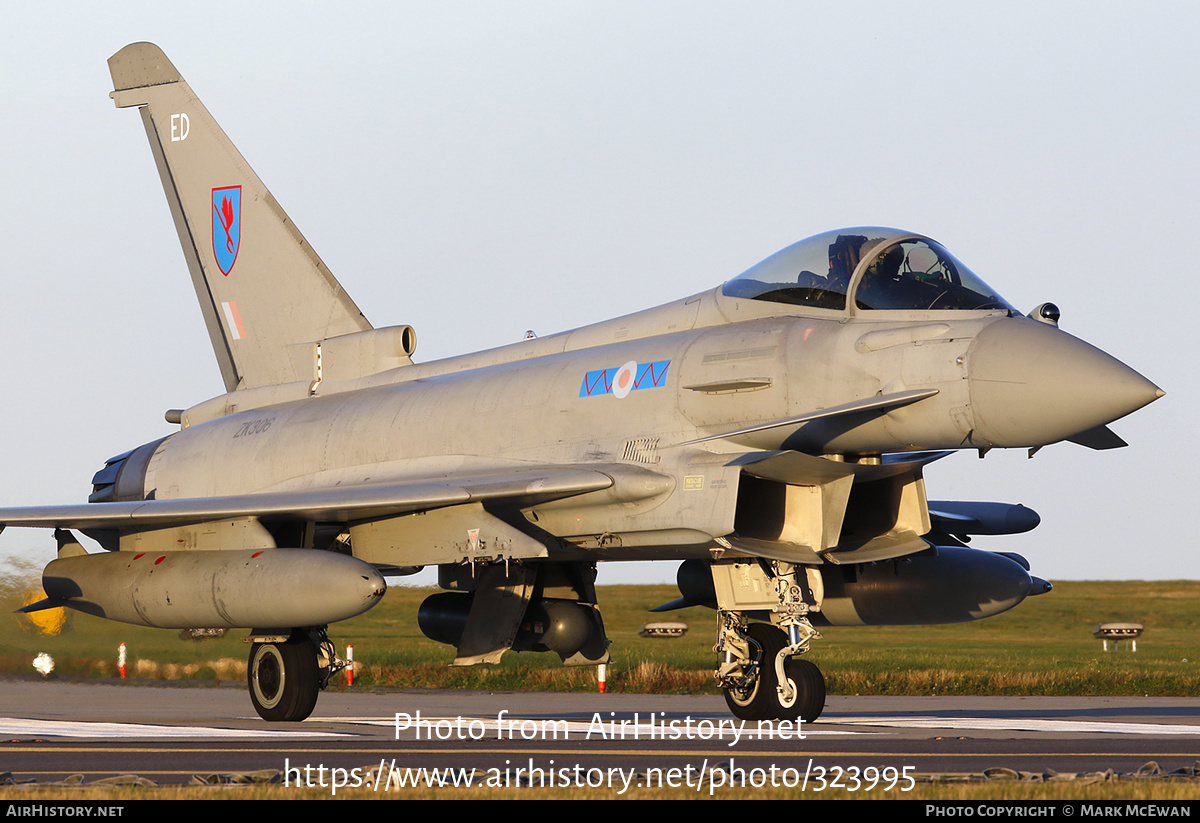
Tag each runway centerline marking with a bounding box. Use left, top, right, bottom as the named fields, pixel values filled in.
left=6, top=713, right=1194, bottom=740
left=0, top=718, right=352, bottom=739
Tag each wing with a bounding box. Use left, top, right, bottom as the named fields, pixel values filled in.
left=0, top=465, right=619, bottom=531
left=1, top=463, right=676, bottom=569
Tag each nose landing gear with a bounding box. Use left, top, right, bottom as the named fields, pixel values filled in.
left=718, top=617, right=825, bottom=722
left=712, top=560, right=826, bottom=723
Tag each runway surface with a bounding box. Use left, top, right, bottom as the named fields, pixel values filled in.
left=2, top=679, right=1198, bottom=790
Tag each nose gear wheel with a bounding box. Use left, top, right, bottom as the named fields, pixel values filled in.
left=721, top=622, right=825, bottom=722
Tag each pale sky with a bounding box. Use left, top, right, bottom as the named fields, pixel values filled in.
left=0, top=2, right=1193, bottom=586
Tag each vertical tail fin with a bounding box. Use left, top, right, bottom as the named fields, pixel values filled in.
left=108, top=43, right=371, bottom=392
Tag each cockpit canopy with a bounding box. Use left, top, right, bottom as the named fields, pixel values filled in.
left=722, top=227, right=1016, bottom=313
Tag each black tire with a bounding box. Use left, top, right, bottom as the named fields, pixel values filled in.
left=722, top=623, right=787, bottom=721
left=248, top=634, right=319, bottom=722
left=777, top=657, right=826, bottom=723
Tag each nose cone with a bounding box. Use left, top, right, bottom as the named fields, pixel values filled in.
left=967, top=317, right=1162, bottom=447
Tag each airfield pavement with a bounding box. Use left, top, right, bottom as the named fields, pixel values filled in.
left=1, top=679, right=1199, bottom=795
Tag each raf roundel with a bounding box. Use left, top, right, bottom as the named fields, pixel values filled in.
left=611, top=361, right=638, bottom=399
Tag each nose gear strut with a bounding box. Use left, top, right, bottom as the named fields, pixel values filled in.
left=711, top=559, right=826, bottom=722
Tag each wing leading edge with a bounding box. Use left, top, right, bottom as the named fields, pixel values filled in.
left=0, top=465, right=636, bottom=532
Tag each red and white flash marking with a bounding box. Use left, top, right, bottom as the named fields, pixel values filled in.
left=612, top=361, right=638, bottom=399
left=221, top=301, right=246, bottom=340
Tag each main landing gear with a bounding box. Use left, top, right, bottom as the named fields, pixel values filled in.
left=247, top=627, right=346, bottom=721
left=712, top=560, right=826, bottom=723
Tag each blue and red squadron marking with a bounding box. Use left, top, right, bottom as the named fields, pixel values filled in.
left=579, top=360, right=671, bottom=398
left=212, top=185, right=242, bottom=276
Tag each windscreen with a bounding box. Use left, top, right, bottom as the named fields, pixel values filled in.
left=853, top=239, right=1015, bottom=312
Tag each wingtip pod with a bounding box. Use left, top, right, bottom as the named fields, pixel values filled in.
left=108, top=42, right=181, bottom=93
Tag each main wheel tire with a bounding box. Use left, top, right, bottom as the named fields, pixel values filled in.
left=776, top=657, right=826, bottom=723
left=248, top=633, right=319, bottom=722
left=722, top=623, right=787, bottom=721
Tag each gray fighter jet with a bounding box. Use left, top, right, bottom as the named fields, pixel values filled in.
left=3, top=43, right=1162, bottom=723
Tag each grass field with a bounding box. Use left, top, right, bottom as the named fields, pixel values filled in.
left=6, top=781, right=1200, bottom=801
left=3, top=569, right=1198, bottom=800
left=3, top=563, right=1198, bottom=697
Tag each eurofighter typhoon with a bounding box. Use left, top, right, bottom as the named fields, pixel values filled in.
left=2, top=44, right=1162, bottom=722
